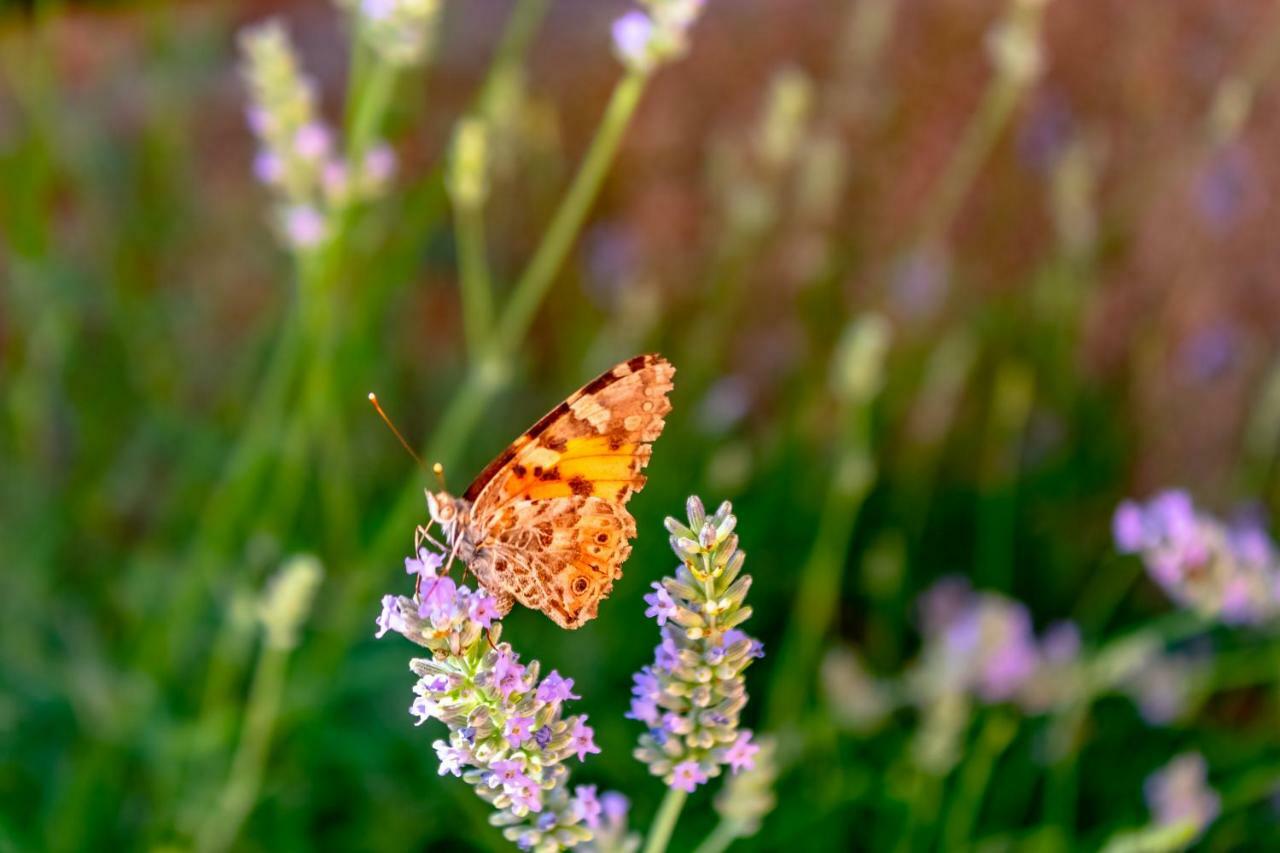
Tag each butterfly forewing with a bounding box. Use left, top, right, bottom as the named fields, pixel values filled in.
left=460, top=354, right=675, bottom=629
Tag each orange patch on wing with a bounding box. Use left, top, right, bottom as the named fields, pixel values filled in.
left=498, top=435, right=640, bottom=501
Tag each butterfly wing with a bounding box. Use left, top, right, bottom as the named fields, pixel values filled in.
left=462, top=354, right=675, bottom=628
left=477, top=496, right=636, bottom=629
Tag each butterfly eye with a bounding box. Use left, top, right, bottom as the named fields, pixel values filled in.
left=572, top=576, right=589, bottom=595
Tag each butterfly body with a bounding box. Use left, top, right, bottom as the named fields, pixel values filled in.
left=425, top=354, right=675, bottom=629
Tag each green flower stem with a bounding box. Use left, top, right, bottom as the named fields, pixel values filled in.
left=1038, top=610, right=1212, bottom=833
left=348, top=57, right=399, bottom=164
left=194, top=643, right=291, bottom=853
left=456, top=203, right=495, bottom=361
left=975, top=360, right=1035, bottom=591
left=193, top=303, right=304, bottom=559
left=1072, top=554, right=1145, bottom=635
left=766, top=402, right=876, bottom=731
left=478, top=0, right=550, bottom=111
left=941, top=712, right=1018, bottom=848
left=642, top=787, right=689, bottom=853
left=493, top=69, right=648, bottom=353
left=896, top=770, right=941, bottom=853
left=692, top=818, right=743, bottom=853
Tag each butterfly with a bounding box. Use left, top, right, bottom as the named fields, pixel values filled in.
left=422, top=354, right=675, bottom=629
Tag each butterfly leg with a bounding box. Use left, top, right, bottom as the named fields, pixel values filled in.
left=414, top=523, right=447, bottom=553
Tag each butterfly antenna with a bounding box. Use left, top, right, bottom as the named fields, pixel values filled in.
left=432, top=462, right=448, bottom=491
left=368, top=393, right=428, bottom=473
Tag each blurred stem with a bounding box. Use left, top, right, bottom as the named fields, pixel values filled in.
left=915, top=5, right=1042, bottom=244
left=194, top=643, right=291, bottom=853
left=348, top=57, right=399, bottom=163
left=897, top=771, right=941, bottom=853
left=494, top=70, right=649, bottom=352
left=193, top=305, right=304, bottom=559
left=478, top=0, right=550, bottom=113
left=642, top=787, right=689, bottom=853
left=1073, top=554, right=1144, bottom=634
left=942, top=712, right=1018, bottom=848
left=766, top=402, right=876, bottom=731
left=1219, top=765, right=1280, bottom=812
left=456, top=203, right=495, bottom=360
left=1043, top=703, right=1085, bottom=833
left=693, top=820, right=745, bottom=853
left=975, top=360, right=1035, bottom=591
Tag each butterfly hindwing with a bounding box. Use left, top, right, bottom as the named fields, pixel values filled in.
left=475, top=496, right=637, bottom=629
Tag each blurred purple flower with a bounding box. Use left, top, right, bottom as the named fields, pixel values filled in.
left=283, top=205, right=326, bottom=248
left=1194, top=145, right=1253, bottom=233
left=891, top=246, right=950, bottom=320
left=363, top=143, right=397, bottom=185
left=294, top=121, right=333, bottom=161
left=1180, top=324, right=1238, bottom=383
left=253, top=151, right=283, bottom=185
left=612, top=11, right=655, bottom=70
left=361, top=0, right=396, bottom=22
left=572, top=785, right=602, bottom=829
left=1042, top=621, right=1081, bottom=664
left=723, top=731, right=759, bottom=774
left=1145, top=752, right=1220, bottom=836
left=1113, top=491, right=1280, bottom=624
left=1017, top=93, right=1074, bottom=174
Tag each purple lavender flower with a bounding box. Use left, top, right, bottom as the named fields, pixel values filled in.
left=722, top=731, right=759, bottom=774
left=1113, top=491, right=1280, bottom=625
left=914, top=577, right=1083, bottom=713
left=612, top=0, right=708, bottom=72
left=1113, top=500, right=1146, bottom=554
left=612, top=11, right=655, bottom=70
left=282, top=204, right=326, bottom=248
left=671, top=760, right=710, bottom=793
left=1144, top=753, right=1220, bottom=837
left=1180, top=324, right=1238, bottom=383
left=504, top=716, right=535, bottom=748
left=643, top=581, right=678, bottom=625
left=375, top=594, right=406, bottom=639
left=363, top=143, right=397, bottom=184
left=1194, top=144, right=1253, bottom=233
left=361, top=0, right=396, bottom=22
left=891, top=245, right=950, bottom=320
left=405, top=546, right=444, bottom=579
left=571, top=785, right=602, bottom=829
left=294, top=121, right=332, bottom=160
left=569, top=717, right=601, bottom=761
left=535, top=671, right=580, bottom=706
left=631, top=497, right=764, bottom=794
left=252, top=151, right=283, bottom=185
left=377, top=544, right=600, bottom=848
left=468, top=594, right=501, bottom=629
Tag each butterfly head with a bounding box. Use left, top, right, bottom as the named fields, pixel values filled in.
left=426, top=490, right=467, bottom=542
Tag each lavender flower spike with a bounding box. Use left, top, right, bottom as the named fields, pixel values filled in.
left=630, top=496, right=764, bottom=793
left=1112, top=490, right=1280, bottom=625
left=377, top=547, right=600, bottom=850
